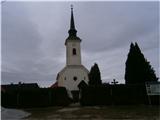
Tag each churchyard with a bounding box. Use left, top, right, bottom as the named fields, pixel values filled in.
left=24, top=104, right=159, bottom=120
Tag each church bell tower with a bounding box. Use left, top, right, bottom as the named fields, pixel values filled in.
left=65, top=5, right=82, bottom=66
left=57, top=5, right=89, bottom=91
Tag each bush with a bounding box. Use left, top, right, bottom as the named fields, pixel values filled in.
left=80, top=84, right=149, bottom=106
left=2, top=87, right=71, bottom=108
left=80, top=86, right=111, bottom=106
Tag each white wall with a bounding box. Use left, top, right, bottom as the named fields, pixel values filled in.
left=66, top=40, right=81, bottom=65
left=58, top=66, right=89, bottom=91
left=57, top=38, right=88, bottom=91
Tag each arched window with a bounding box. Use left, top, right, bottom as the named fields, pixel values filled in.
left=73, top=48, right=76, bottom=55
left=73, top=76, right=77, bottom=81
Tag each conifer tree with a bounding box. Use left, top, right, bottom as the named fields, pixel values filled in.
left=88, top=63, right=102, bottom=86
left=125, top=42, right=158, bottom=84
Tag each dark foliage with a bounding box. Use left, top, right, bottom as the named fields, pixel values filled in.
left=80, top=86, right=112, bottom=106
left=80, top=84, right=150, bottom=106
left=111, top=85, right=148, bottom=105
left=1, top=87, right=71, bottom=108
left=88, top=63, right=102, bottom=86
left=125, top=42, right=158, bottom=84
left=149, top=95, right=160, bottom=105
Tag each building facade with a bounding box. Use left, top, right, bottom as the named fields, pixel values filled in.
left=57, top=6, right=89, bottom=91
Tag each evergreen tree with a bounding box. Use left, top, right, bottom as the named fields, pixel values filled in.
left=125, top=42, right=158, bottom=84
left=88, top=63, right=102, bottom=86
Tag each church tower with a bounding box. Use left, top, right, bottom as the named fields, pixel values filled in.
left=66, top=5, right=82, bottom=66
left=57, top=6, right=89, bottom=91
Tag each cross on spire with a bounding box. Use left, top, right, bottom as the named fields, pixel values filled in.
left=71, top=4, right=73, bottom=10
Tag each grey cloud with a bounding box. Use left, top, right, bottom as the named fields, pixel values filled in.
left=80, top=2, right=158, bottom=53
left=1, top=71, right=54, bottom=87
left=2, top=2, right=159, bottom=87
left=2, top=2, right=43, bottom=72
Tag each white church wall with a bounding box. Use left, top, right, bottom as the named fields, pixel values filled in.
left=66, top=41, right=81, bottom=65
left=58, top=66, right=89, bottom=91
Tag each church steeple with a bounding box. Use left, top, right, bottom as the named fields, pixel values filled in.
left=65, top=5, right=81, bottom=45
left=68, top=5, right=77, bottom=37
left=70, top=5, right=75, bottom=30
left=57, top=5, right=89, bottom=91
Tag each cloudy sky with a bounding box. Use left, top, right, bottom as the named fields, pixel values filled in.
left=1, top=1, right=159, bottom=87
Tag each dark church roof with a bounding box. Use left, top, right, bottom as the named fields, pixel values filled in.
left=78, top=80, right=88, bottom=89
left=50, top=81, right=58, bottom=88
left=65, top=5, right=81, bottom=45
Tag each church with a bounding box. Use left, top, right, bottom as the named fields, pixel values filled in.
left=56, top=6, right=89, bottom=91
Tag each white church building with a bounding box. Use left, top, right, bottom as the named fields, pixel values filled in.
left=56, top=6, right=89, bottom=91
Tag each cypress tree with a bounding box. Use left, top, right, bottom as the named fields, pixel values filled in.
left=88, top=63, right=102, bottom=86
left=125, top=42, right=158, bottom=84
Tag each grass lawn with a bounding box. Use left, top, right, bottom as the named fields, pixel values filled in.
left=24, top=105, right=160, bottom=120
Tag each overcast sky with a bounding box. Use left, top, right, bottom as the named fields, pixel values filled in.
left=1, top=1, right=159, bottom=87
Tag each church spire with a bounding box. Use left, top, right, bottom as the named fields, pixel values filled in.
left=70, top=5, right=75, bottom=30
left=68, top=5, right=77, bottom=37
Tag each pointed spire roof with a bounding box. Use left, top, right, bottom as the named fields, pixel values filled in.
left=70, top=5, right=75, bottom=30
left=68, top=5, right=77, bottom=37
left=65, top=5, right=81, bottom=44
